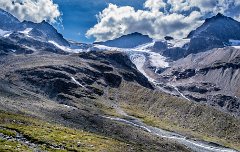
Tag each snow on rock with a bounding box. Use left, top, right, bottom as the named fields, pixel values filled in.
left=71, top=77, right=85, bottom=88
left=19, top=28, right=32, bottom=37
left=0, top=28, right=11, bottom=37
left=233, top=46, right=240, bottom=49
left=93, top=42, right=169, bottom=82
left=167, top=39, right=190, bottom=48
left=133, top=42, right=155, bottom=52
left=229, top=39, right=240, bottom=46
left=149, top=52, right=169, bottom=68
left=49, top=41, right=83, bottom=53
left=130, top=53, right=154, bottom=82
left=91, top=44, right=123, bottom=52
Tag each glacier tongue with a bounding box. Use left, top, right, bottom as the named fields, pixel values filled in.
left=93, top=42, right=169, bottom=83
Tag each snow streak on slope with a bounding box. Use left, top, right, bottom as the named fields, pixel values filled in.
left=130, top=54, right=155, bottom=82
left=170, top=85, right=191, bottom=101
left=71, top=77, right=85, bottom=88
left=49, top=41, right=84, bottom=53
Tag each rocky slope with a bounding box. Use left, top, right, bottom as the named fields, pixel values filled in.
left=157, top=47, right=240, bottom=116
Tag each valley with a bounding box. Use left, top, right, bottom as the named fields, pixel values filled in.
left=0, top=8, right=240, bottom=152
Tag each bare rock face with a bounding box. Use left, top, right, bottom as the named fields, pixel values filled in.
left=4, top=51, right=153, bottom=105
left=159, top=47, right=240, bottom=116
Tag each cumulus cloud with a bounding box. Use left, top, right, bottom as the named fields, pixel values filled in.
left=86, top=0, right=240, bottom=42
left=0, top=0, right=61, bottom=23
left=144, top=0, right=166, bottom=12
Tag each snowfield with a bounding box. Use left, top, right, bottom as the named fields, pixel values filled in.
left=49, top=40, right=84, bottom=53
left=229, top=39, right=240, bottom=49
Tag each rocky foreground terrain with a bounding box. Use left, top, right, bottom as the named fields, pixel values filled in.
left=0, top=8, right=240, bottom=152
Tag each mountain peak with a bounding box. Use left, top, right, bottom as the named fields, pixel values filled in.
left=216, top=13, right=224, bottom=17
left=188, top=13, right=240, bottom=39
left=128, top=32, right=144, bottom=36
left=95, top=32, right=152, bottom=48
left=204, top=13, right=229, bottom=23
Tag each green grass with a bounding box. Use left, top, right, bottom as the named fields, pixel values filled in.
left=121, top=102, right=240, bottom=151
left=0, top=128, right=17, bottom=137
left=0, top=139, right=32, bottom=152
left=0, top=111, right=132, bottom=152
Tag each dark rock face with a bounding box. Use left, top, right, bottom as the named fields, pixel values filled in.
left=26, top=21, right=70, bottom=47
left=0, top=9, right=70, bottom=55
left=207, top=95, right=240, bottom=114
left=151, top=41, right=168, bottom=53
left=187, top=37, right=224, bottom=55
left=79, top=52, right=154, bottom=89
left=188, top=13, right=240, bottom=41
left=159, top=47, right=240, bottom=116
left=95, top=32, right=153, bottom=48
left=187, top=13, right=240, bottom=54
left=103, top=73, right=122, bottom=88
left=164, top=36, right=174, bottom=41
left=6, top=51, right=153, bottom=103
left=0, top=38, right=33, bottom=55
left=172, top=69, right=196, bottom=80
left=162, top=47, right=186, bottom=60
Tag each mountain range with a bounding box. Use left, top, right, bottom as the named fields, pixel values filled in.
left=0, top=9, right=240, bottom=152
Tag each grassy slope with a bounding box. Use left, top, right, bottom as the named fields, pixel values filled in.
left=0, top=111, right=133, bottom=152
left=107, top=82, right=240, bottom=150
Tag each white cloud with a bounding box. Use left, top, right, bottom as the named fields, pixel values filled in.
left=0, top=0, right=61, bottom=23
left=86, top=0, right=240, bottom=42
left=144, top=0, right=166, bottom=12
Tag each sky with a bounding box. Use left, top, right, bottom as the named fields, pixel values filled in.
left=1, top=0, right=240, bottom=43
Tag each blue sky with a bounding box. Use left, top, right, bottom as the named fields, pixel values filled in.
left=53, top=0, right=145, bottom=43
left=1, top=0, right=240, bottom=43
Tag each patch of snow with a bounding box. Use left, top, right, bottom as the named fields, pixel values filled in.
left=3, top=33, right=12, bottom=37
left=19, top=28, right=32, bottom=37
left=170, top=84, right=190, bottom=101
left=133, top=42, right=155, bottom=52
left=49, top=40, right=71, bottom=51
left=149, top=52, right=169, bottom=68
left=0, top=29, right=11, bottom=37
left=49, top=41, right=83, bottom=53
left=101, top=116, right=152, bottom=133
left=63, top=104, right=77, bottom=109
left=92, top=44, right=123, bottom=52
left=229, top=39, right=240, bottom=49
left=71, top=77, right=85, bottom=88
left=168, top=39, right=190, bottom=48
left=232, top=46, right=240, bottom=49
left=229, top=39, right=240, bottom=46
